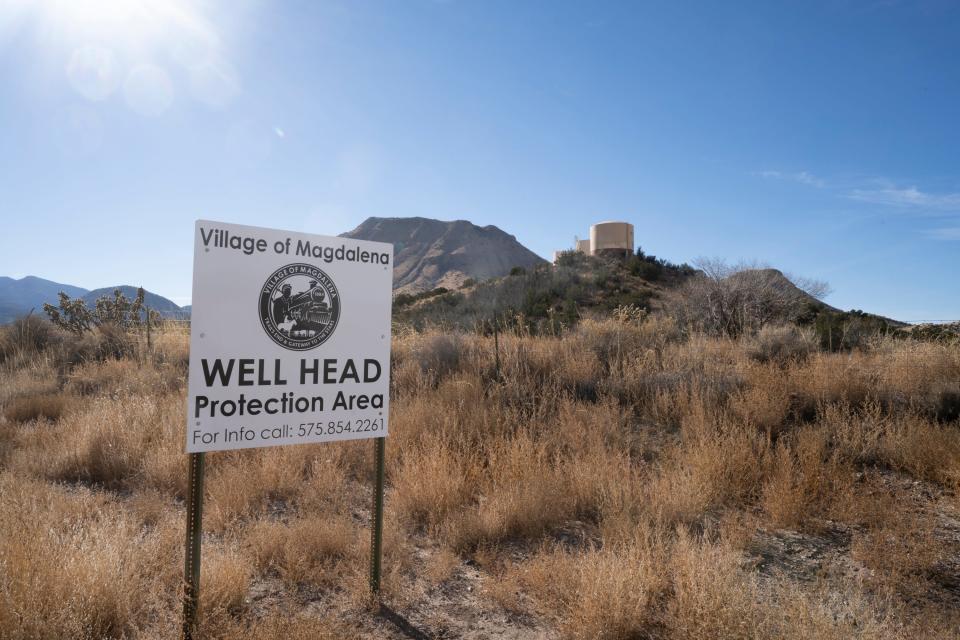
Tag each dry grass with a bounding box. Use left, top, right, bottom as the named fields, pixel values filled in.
left=2, top=319, right=959, bottom=639
left=246, top=515, right=359, bottom=587
left=504, top=530, right=668, bottom=639
left=3, top=392, right=66, bottom=423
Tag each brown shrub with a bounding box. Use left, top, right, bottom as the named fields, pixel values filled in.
left=200, top=547, right=252, bottom=624
left=504, top=535, right=668, bottom=639
left=3, top=392, right=67, bottom=423
left=848, top=489, right=947, bottom=601
left=819, top=402, right=960, bottom=489
left=0, top=360, right=60, bottom=405
left=65, top=357, right=184, bottom=396
left=0, top=475, right=175, bottom=639
left=935, top=389, right=960, bottom=422
left=728, top=364, right=792, bottom=438
left=745, top=323, right=817, bottom=364
left=41, top=396, right=177, bottom=488
left=151, top=324, right=190, bottom=369
left=246, top=515, right=358, bottom=587
left=392, top=436, right=477, bottom=529
left=444, top=434, right=574, bottom=551
left=646, top=407, right=770, bottom=528
left=761, top=427, right=852, bottom=529
left=411, top=332, right=464, bottom=380
left=204, top=446, right=324, bottom=531
left=0, top=314, right=55, bottom=362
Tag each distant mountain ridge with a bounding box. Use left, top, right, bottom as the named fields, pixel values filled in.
left=3, top=216, right=545, bottom=322
left=0, top=277, right=185, bottom=324
left=341, top=216, right=546, bottom=292
left=81, top=286, right=184, bottom=315
left=0, top=276, right=89, bottom=323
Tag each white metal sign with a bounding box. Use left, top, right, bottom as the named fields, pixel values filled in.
left=185, top=220, right=393, bottom=452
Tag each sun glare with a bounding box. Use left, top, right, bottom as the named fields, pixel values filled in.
left=3, top=0, right=240, bottom=115
left=33, top=0, right=212, bottom=46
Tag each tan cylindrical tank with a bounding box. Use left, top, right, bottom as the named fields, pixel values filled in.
left=576, top=238, right=591, bottom=254
left=590, top=221, right=634, bottom=256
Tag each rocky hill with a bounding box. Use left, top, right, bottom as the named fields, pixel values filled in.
left=394, top=250, right=695, bottom=331
left=341, top=217, right=546, bottom=293
left=394, top=252, right=909, bottom=348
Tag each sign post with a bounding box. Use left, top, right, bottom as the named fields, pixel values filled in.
left=183, top=220, right=393, bottom=636
left=370, top=436, right=385, bottom=594
left=182, top=452, right=204, bottom=640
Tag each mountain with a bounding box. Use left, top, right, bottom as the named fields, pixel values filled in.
left=341, top=217, right=547, bottom=292
left=0, top=276, right=90, bottom=324
left=0, top=278, right=187, bottom=323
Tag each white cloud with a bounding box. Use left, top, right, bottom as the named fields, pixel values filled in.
left=753, top=170, right=825, bottom=188
left=848, top=186, right=960, bottom=211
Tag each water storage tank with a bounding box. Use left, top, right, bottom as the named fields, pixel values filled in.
left=590, top=221, right=634, bottom=256
left=576, top=238, right=591, bottom=254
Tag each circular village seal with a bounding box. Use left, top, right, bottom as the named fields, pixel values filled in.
left=259, top=263, right=340, bottom=350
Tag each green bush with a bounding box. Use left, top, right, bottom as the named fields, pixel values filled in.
left=555, top=250, right=585, bottom=268
left=813, top=310, right=894, bottom=351
left=393, top=287, right=453, bottom=310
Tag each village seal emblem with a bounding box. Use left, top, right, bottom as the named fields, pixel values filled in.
left=259, top=263, right=340, bottom=351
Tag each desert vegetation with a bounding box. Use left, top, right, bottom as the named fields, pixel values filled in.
left=2, top=294, right=960, bottom=638
left=395, top=252, right=693, bottom=333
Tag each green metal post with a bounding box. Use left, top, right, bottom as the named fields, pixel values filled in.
left=183, top=452, right=205, bottom=640
left=493, top=320, right=501, bottom=381
left=370, top=436, right=386, bottom=595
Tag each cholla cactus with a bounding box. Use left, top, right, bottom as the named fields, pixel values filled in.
left=93, top=288, right=146, bottom=328
left=43, top=287, right=150, bottom=333
left=43, top=292, right=93, bottom=334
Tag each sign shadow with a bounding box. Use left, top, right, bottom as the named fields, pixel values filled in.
left=378, top=603, right=433, bottom=640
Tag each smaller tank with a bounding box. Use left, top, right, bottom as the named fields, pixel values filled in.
left=590, top=221, right=634, bottom=257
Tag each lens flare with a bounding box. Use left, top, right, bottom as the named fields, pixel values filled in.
left=3, top=0, right=242, bottom=111
left=32, top=0, right=218, bottom=51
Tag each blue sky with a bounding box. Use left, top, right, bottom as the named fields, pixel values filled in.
left=1, top=0, right=958, bottom=321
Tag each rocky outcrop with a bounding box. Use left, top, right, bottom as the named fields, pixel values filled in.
left=341, top=217, right=546, bottom=292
